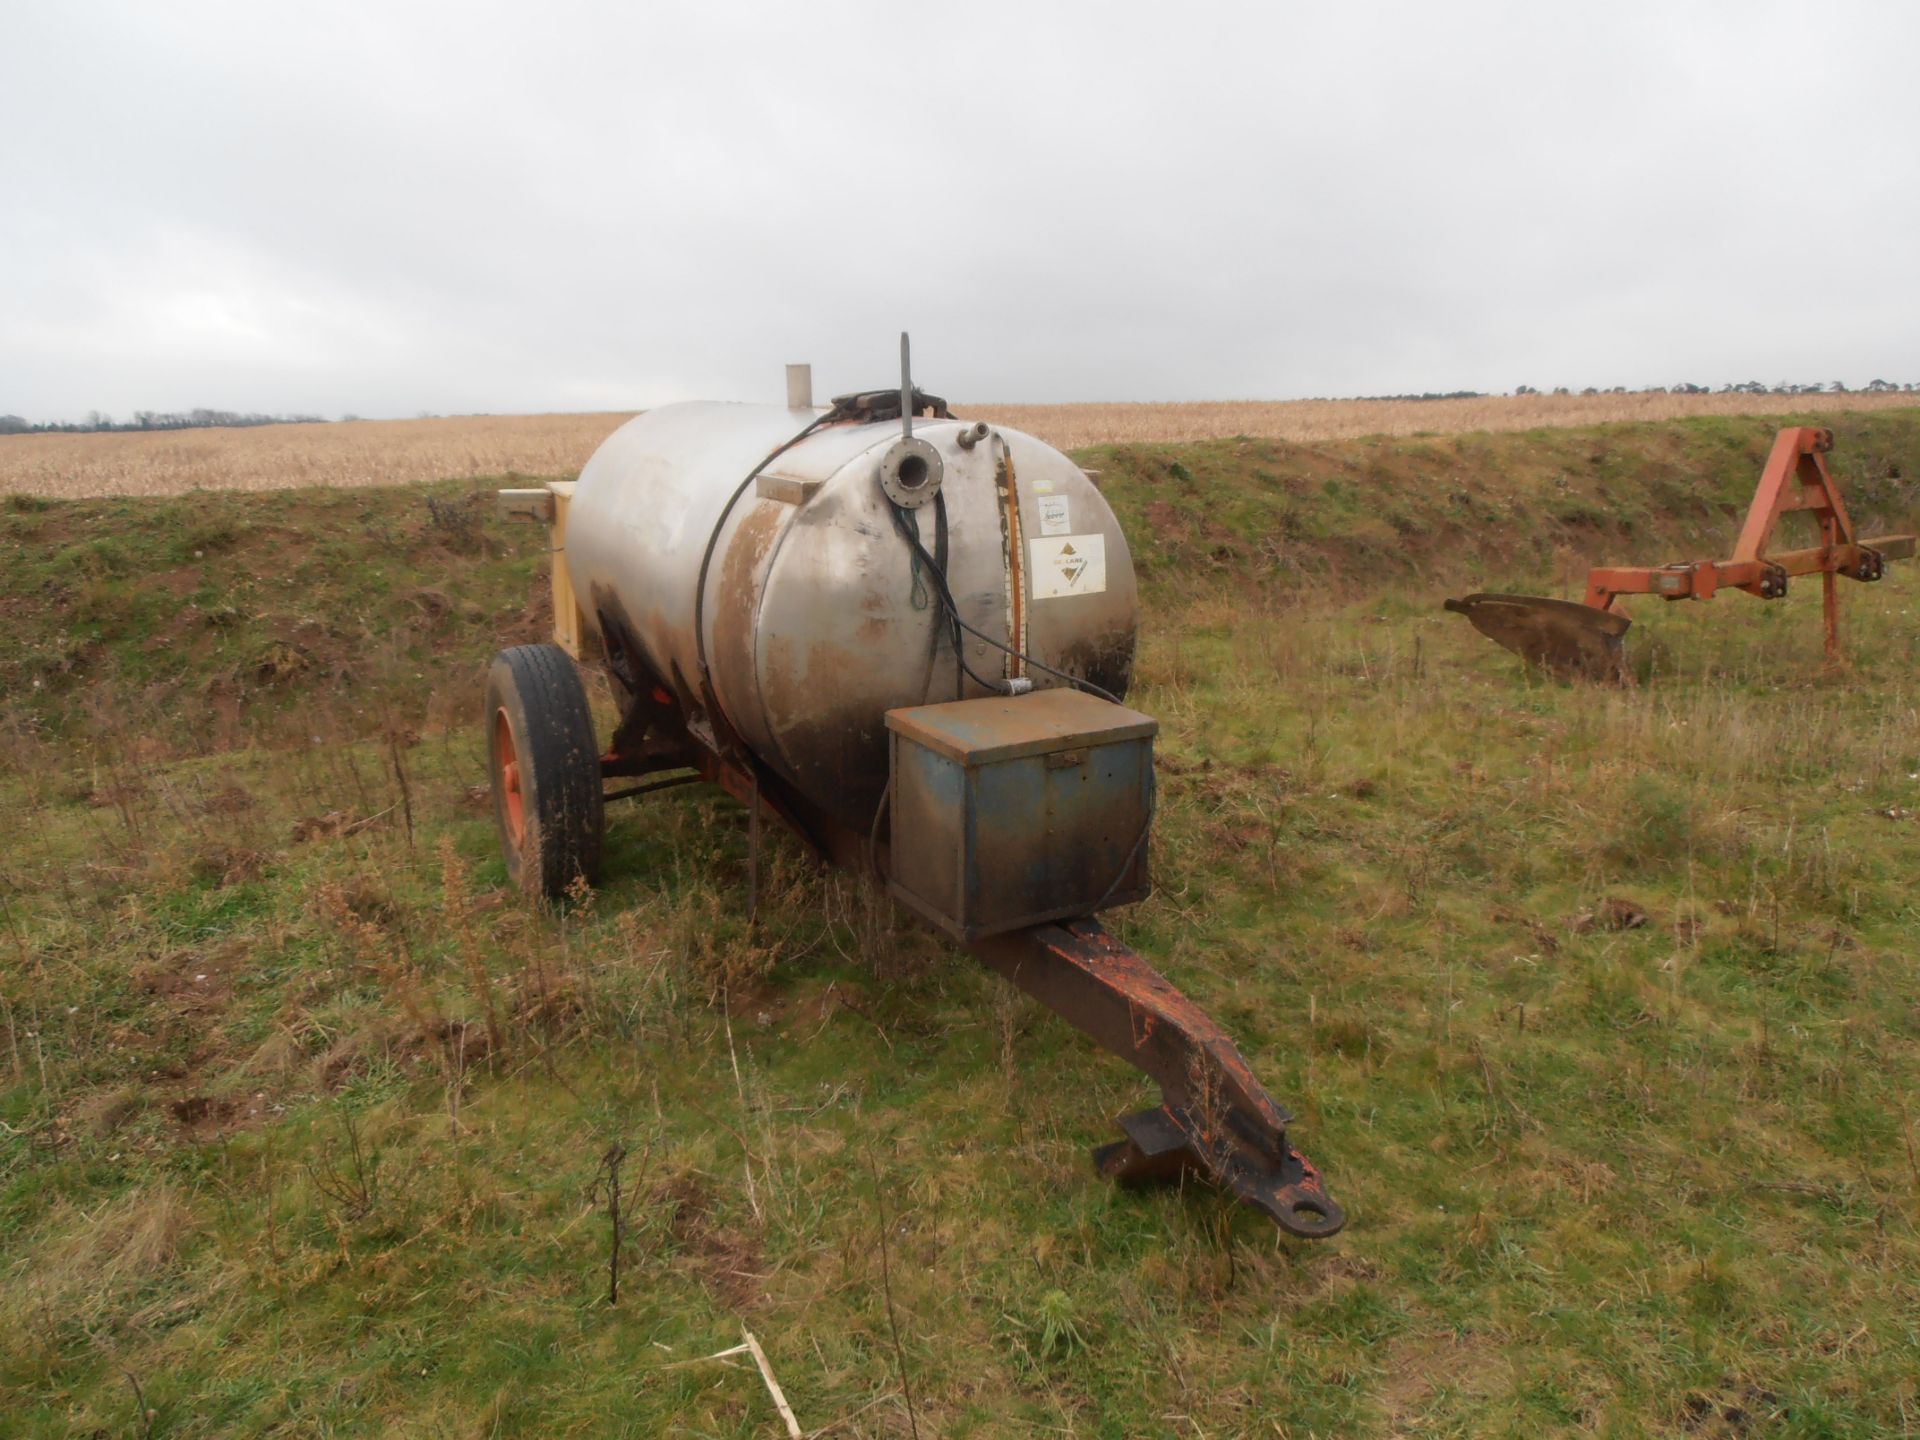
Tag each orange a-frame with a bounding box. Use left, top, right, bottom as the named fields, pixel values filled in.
left=1580, top=427, right=1914, bottom=664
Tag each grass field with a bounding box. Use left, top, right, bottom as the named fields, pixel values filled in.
left=6, top=390, right=1920, bottom=498
left=3, top=410, right=1919, bottom=1436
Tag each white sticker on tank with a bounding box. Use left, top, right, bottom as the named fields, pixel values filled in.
left=1029, top=534, right=1107, bottom=599
left=1036, top=493, right=1072, bottom=536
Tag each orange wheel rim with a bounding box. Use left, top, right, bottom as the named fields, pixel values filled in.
left=494, top=708, right=525, bottom=850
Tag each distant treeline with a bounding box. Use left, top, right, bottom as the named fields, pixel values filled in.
left=1361, top=380, right=1919, bottom=402
left=1359, top=390, right=1490, bottom=402
left=1506, top=380, right=1918, bottom=399
left=0, top=409, right=329, bottom=435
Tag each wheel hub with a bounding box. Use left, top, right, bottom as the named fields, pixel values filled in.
left=494, top=709, right=526, bottom=848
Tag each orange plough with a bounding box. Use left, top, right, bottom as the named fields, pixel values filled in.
left=1447, top=427, right=1916, bottom=680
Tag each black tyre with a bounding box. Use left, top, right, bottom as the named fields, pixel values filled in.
left=485, top=644, right=604, bottom=897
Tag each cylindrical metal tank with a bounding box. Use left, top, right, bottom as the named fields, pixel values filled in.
left=566, top=400, right=1137, bottom=829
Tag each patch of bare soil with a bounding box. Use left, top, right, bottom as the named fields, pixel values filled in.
left=133, top=942, right=241, bottom=1018
left=149, top=565, right=206, bottom=599
left=290, top=809, right=390, bottom=843
left=168, top=1094, right=241, bottom=1135
left=1569, top=897, right=1651, bottom=933
left=1681, top=1383, right=1783, bottom=1436
left=119, top=942, right=290, bottom=1138
left=499, top=562, right=556, bottom=647
left=658, top=1172, right=767, bottom=1311
left=192, top=844, right=269, bottom=887
left=197, top=781, right=257, bottom=816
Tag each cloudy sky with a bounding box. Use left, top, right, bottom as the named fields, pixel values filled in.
left=3, top=1, right=1915, bottom=421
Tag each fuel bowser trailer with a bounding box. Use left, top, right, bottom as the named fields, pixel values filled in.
left=490, top=340, right=1344, bottom=1238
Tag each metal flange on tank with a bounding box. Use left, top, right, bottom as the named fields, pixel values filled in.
left=876, top=334, right=944, bottom=508
left=878, top=434, right=943, bottom=508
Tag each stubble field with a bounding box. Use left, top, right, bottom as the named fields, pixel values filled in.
left=6, top=389, right=1920, bottom=498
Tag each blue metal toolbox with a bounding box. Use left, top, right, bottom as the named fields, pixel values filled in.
left=884, top=688, right=1157, bottom=940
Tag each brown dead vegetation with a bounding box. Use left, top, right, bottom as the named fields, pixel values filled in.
left=658, top=1171, right=768, bottom=1312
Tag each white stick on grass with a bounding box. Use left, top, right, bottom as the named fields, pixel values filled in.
left=740, top=1328, right=803, bottom=1439
left=657, top=1330, right=803, bottom=1437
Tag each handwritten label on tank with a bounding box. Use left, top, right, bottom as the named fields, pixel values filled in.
left=1036, top=494, right=1072, bottom=536
left=1029, top=534, right=1107, bottom=599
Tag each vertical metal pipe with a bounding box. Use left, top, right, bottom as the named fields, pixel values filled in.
left=900, top=331, right=912, bottom=440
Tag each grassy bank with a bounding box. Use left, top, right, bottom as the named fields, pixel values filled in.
left=4, top=412, right=1919, bottom=1436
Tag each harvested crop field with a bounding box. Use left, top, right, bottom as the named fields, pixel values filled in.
left=7, top=390, right=1920, bottom=497
left=0, top=412, right=635, bottom=500
left=970, top=389, right=1920, bottom=452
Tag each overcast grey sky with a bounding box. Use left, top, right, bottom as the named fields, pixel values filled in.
left=3, top=1, right=1915, bottom=421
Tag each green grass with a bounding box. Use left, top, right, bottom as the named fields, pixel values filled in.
left=3, top=412, right=1919, bottom=1436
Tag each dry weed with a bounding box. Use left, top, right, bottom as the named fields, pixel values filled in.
left=439, top=836, right=504, bottom=1055
left=316, top=880, right=444, bottom=1055
left=2, top=1183, right=200, bottom=1332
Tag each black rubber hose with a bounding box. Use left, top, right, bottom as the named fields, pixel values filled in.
left=885, top=497, right=1122, bottom=706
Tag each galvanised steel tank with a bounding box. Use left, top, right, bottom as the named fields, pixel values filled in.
left=564, top=392, right=1137, bottom=830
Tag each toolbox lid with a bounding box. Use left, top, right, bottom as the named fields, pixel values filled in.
left=885, top=688, right=1157, bottom=766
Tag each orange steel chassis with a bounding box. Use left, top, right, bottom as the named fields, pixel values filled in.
left=1582, top=427, right=1912, bottom=665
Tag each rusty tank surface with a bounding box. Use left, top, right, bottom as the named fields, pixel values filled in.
left=565, top=397, right=1138, bottom=831
left=487, top=340, right=1345, bottom=1240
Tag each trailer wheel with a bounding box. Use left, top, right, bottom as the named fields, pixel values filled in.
left=485, top=644, right=604, bottom=897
